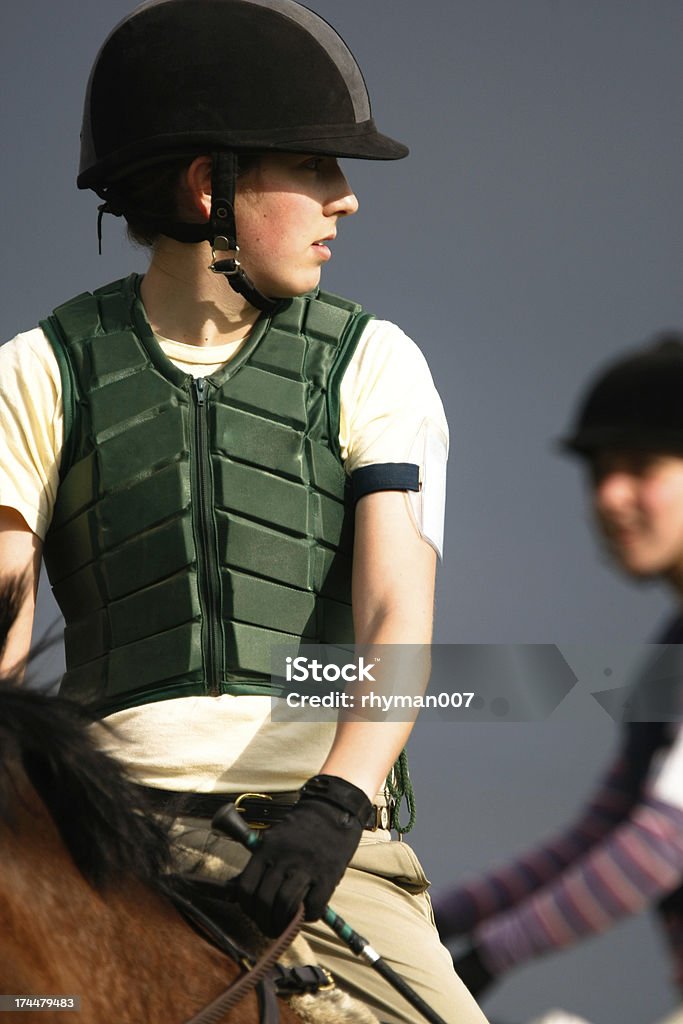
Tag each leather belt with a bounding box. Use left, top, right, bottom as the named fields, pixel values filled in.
left=138, top=786, right=392, bottom=831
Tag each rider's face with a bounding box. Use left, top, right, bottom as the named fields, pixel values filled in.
left=234, top=153, right=359, bottom=297
left=591, top=450, right=683, bottom=582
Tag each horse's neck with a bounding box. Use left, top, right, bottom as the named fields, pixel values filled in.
left=1, top=764, right=248, bottom=1023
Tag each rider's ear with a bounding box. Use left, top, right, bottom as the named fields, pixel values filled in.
left=180, top=156, right=213, bottom=222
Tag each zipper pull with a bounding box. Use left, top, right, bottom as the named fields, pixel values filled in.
left=194, top=376, right=207, bottom=405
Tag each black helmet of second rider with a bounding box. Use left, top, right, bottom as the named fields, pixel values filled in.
left=79, top=0, right=408, bottom=310
left=562, top=333, right=683, bottom=459
left=562, top=331, right=683, bottom=582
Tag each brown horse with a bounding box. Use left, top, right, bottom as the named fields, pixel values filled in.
left=0, top=583, right=375, bottom=1024
left=0, top=685, right=316, bottom=1024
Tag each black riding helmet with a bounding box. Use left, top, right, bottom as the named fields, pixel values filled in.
left=561, top=333, right=683, bottom=459
left=79, top=0, right=408, bottom=311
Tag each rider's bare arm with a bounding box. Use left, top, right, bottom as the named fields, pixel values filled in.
left=320, top=489, right=437, bottom=800
left=0, top=506, right=42, bottom=678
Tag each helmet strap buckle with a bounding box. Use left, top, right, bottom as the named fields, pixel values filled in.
left=210, top=236, right=241, bottom=276
left=207, top=151, right=280, bottom=314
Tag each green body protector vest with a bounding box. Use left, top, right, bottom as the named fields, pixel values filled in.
left=42, top=275, right=371, bottom=717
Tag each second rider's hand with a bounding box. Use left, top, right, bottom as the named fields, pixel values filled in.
left=452, top=945, right=496, bottom=999
left=231, top=774, right=371, bottom=937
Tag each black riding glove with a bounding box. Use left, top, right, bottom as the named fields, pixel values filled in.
left=452, top=946, right=495, bottom=1000
left=232, top=774, right=371, bottom=937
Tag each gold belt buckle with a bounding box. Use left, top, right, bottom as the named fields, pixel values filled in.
left=367, top=804, right=390, bottom=831
left=318, top=968, right=336, bottom=992
left=234, top=792, right=272, bottom=830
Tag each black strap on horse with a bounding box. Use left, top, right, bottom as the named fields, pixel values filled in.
left=183, top=906, right=301, bottom=1024
left=168, top=884, right=331, bottom=1024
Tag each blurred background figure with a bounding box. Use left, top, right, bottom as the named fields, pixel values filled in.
left=433, top=334, right=683, bottom=1014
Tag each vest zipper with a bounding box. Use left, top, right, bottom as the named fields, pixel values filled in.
left=191, top=376, right=222, bottom=695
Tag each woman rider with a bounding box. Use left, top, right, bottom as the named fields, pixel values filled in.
left=435, top=336, right=683, bottom=1017
left=0, top=2, right=487, bottom=1021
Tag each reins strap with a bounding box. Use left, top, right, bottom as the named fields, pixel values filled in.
left=183, top=905, right=305, bottom=1024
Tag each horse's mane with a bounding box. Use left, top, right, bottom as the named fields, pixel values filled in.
left=0, top=687, right=175, bottom=891
left=0, top=572, right=174, bottom=890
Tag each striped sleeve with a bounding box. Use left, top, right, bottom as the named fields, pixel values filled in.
left=475, top=796, right=683, bottom=974
left=433, top=750, right=641, bottom=935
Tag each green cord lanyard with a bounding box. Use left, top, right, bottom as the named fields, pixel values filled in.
left=385, top=749, right=416, bottom=834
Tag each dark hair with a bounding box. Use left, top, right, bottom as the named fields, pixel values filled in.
left=107, top=152, right=261, bottom=248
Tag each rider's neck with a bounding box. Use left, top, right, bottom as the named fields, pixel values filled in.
left=140, top=239, right=260, bottom=347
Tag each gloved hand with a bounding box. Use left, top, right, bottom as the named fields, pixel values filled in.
left=232, top=774, right=371, bottom=937
left=452, top=945, right=496, bottom=1000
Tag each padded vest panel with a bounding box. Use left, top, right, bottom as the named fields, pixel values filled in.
left=43, top=275, right=371, bottom=714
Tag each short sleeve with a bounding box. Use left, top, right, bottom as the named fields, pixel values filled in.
left=648, top=724, right=683, bottom=811
left=0, top=328, right=63, bottom=539
left=339, top=319, right=449, bottom=557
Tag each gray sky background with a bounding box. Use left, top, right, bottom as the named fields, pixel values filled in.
left=2, top=3, right=683, bottom=1022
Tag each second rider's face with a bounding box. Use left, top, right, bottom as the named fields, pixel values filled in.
left=591, top=451, right=683, bottom=581
left=234, top=153, right=359, bottom=298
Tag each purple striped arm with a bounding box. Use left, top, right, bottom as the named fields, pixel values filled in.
left=433, top=750, right=639, bottom=936
left=475, top=796, right=683, bottom=975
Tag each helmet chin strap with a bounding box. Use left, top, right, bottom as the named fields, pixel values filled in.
left=207, top=151, right=281, bottom=315
left=96, top=151, right=281, bottom=316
